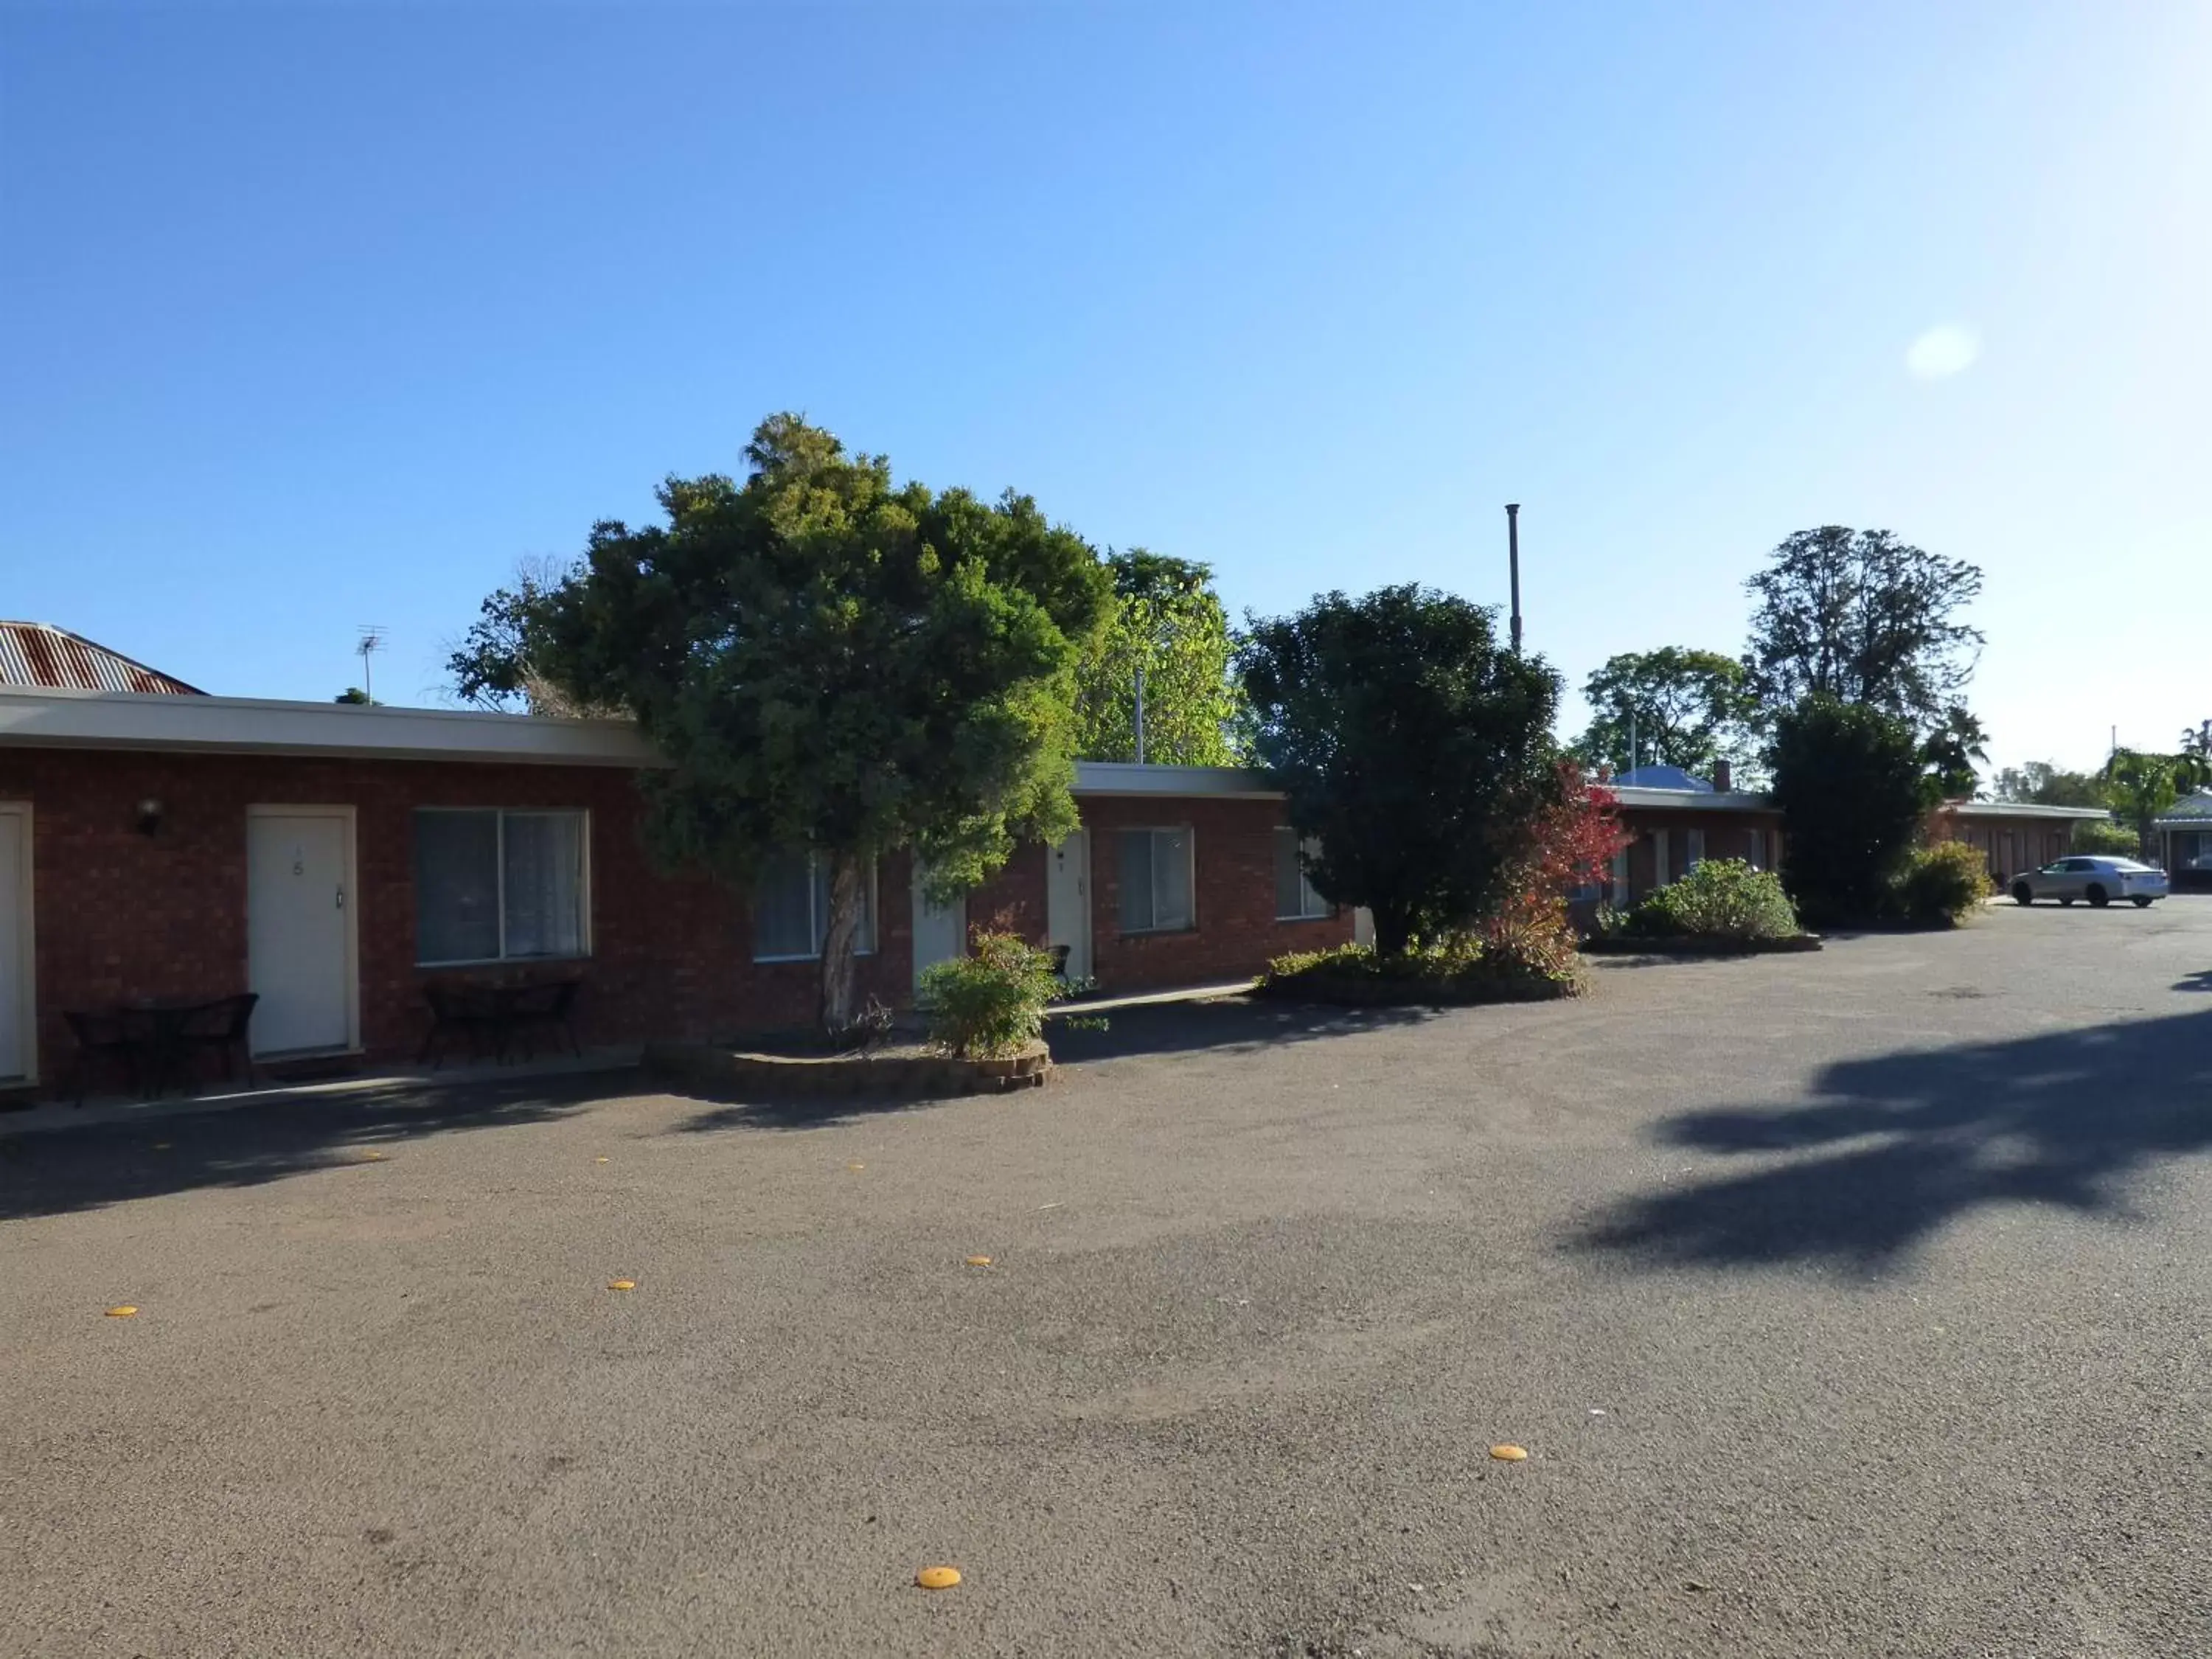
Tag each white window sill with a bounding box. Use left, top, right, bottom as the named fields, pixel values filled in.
left=752, top=950, right=878, bottom=964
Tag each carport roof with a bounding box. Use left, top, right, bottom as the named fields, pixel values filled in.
left=2153, top=790, right=2212, bottom=826
left=1938, top=800, right=2110, bottom=822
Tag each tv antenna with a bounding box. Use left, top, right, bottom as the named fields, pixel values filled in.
left=355, top=625, right=388, bottom=703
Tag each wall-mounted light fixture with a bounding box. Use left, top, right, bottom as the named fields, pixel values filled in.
left=134, top=798, right=164, bottom=837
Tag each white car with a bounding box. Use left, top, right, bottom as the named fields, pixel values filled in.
left=2010, top=855, right=2169, bottom=908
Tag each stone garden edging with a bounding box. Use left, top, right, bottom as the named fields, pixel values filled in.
left=643, top=1039, right=1051, bottom=1099
left=1579, top=933, right=1823, bottom=958
left=1250, top=975, right=1582, bottom=1007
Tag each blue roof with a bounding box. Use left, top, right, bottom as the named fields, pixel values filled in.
left=2154, top=790, right=2212, bottom=824
left=1615, top=763, right=1713, bottom=792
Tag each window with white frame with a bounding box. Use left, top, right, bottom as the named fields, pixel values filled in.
left=1273, top=827, right=1331, bottom=920
left=414, top=809, right=589, bottom=966
left=1118, top=827, right=1194, bottom=933
left=753, top=852, right=877, bottom=961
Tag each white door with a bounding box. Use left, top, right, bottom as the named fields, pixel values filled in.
left=1046, top=830, right=1092, bottom=984
left=911, top=872, right=967, bottom=993
left=248, top=810, right=356, bottom=1056
left=0, top=808, right=29, bottom=1082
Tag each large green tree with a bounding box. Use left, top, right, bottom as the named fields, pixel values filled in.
left=1237, top=585, right=1562, bottom=959
left=1743, top=526, right=1984, bottom=730
left=515, top=414, right=1111, bottom=1031
left=1071, top=549, right=1244, bottom=765
left=1992, top=760, right=2109, bottom=809
left=2102, top=749, right=2211, bottom=861
left=1919, top=705, right=1990, bottom=800
left=1770, top=697, right=1927, bottom=925
left=1571, top=647, right=1752, bottom=777
left=447, top=554, right=605, bottom=717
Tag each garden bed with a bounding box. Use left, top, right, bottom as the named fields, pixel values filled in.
left=643, top=1038, right=1051, bottom=1099
left=1253, top=934, right=1585, bottom=1008
left=1581, top=933, right=1823, bottom=957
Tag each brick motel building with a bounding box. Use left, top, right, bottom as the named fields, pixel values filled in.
left=1593, top=764, right=2109, bottom=908
left=1604, top=765, right=1784, bottom=905
left=1925, top=799, right=2111, bottom=885
left=0, top=682, right=1352, bottom=1096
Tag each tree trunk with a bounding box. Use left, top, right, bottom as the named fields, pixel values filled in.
left=817, top=852, right=867, bottom=1034
left=1370, top=903, right=1413, bottom=961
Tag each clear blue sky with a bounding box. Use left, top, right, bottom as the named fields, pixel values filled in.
left=4, top=2, right=2205, bottom=774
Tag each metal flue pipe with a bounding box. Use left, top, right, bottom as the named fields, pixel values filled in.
left=1504, top=504, right=1523, bottom=655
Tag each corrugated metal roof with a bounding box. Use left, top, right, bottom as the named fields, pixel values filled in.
left=0, top=622, right=204, bottom=695
left=1615, top=763, right=1713, bottom=792
left=2154, top=790, right=2212, bottom=824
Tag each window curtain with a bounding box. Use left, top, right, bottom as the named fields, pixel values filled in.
left=503, top=813, right=585, bottom=959
left=1274, top=830, right=1326, bottom=919
left=1273, top=828, right=1306, bottom=919
left=1121, top=830, right=1192, bottom=932
left=1153, top=829, right=1193, bottom=930
left=754, top=851, right=817, bottom=959
left=1119, top=832, right=1155, bottom=931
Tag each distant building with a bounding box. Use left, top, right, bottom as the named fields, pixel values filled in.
left=1594, top=761, right=2114, bottom=906
left=1601, top=759, right=1780, bottom=906
left=1926, top=801, right=2112, bottom=884
left=2151, top=791, right=2212, bottom=888
left=1611, top=762, right=1713, bottom=793
left=0, top=622, right=202, bottom=696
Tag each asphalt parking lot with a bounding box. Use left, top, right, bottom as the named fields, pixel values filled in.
left=5, top=897, right=2209, bottom=1657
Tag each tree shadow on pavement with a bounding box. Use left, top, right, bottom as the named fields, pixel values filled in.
left=0, top=1068, right=647, bottom=1223
left=1571, top=1007, right=2212, bottom=1275
left=669, top=1087, right=946, bottom=1135
left=1578, top=951, right=1778, bottom=972
left=1044, top=995, right=1439, bottom=1064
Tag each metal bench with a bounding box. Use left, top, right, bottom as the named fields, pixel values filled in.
left=419, top=978, right=582, bottom=1068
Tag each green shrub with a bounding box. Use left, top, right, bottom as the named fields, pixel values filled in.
left=1628, top=858, right=1801, bottom=942
left=1891, top=841, right=1993, bottom=925
left=2068, top=818, right=2139, bottom=858
left=1263, top=940, right=1383, bottom=984
left=1256, top=914, right=1585, bottom=1003
left=917, top=931, right=1059, bottom=1058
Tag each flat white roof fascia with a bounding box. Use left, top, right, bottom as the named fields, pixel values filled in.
left=0, top=691, right=1293, bottom=795
left=1072, top=761, right=1282, bottom=798
left=1938, top=801, right=2110, bottom=821
left=1608, top=786, right=1775, bottom=813
left=0, top=686, right=662, bottom=768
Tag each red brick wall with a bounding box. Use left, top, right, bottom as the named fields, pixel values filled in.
left=1612, top=806, right=1787, bottom=902
left=1078, top=796, right=1353, bottom=990
left=966, top=843, right=1048, bottom=943
left=0, top=750, right=912, bottom=1075
left=1927, top=813, right=2068, bottom=881
left=0, top=752, right=1333, bottom=1081
left=857, top=801, right=1353, bottom=992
